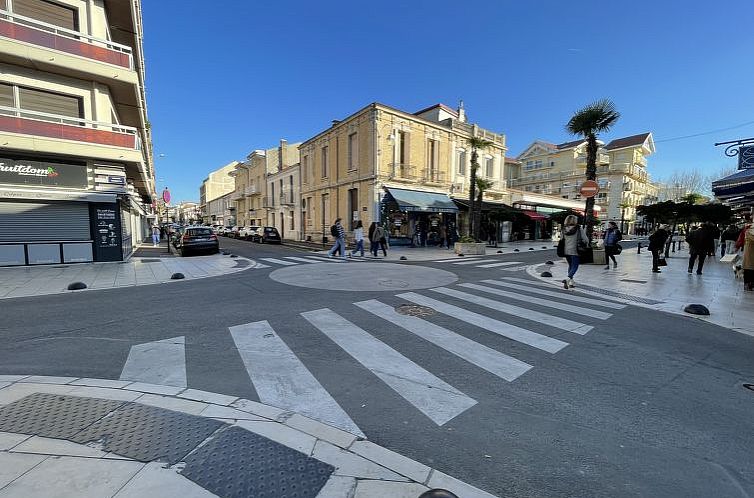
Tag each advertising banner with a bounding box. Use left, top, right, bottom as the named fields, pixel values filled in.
left=0, top=158, right=88, bottom=188
left=89, top=202, right=123, bottom=262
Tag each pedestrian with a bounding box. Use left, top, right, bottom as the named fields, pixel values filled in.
left=735, top=216, right=754, bottom=291
left=375, top=223, right=388, bottom=257
left=327, top=218, right=347, bottom=261
left=438, top=224, right=447, bottom=249
left=687, top=223, right=714, bottom=275
left=558, top=215, right=588, bottom=289
left=648, top=224, right=669, bottom=273
left=603, top=221, right=622, bottom=269
left=710, top=223, right=721, bottom=257
left=151, top=225, right=160, bottom=247
left=721, top=224, right=740, bottom=257
left=350, top=220, right=365, bottom=257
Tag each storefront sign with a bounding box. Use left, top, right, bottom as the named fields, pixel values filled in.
left=739, top=146, right=754, bottom=170
left=107, top=175, right=126, bottom=185
left=89, top=202, right=123, bottom=262
left=0, top=158, right=88, bottom=188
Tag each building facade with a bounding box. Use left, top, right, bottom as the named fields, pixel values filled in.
left=0, top=0, right=154, bottom=266
left=266, top=161, right=300, bottom=241
left=199, top=161, right=237, bottom=224
left=512, top=133, right=657, bottom=234
left=299, top=102, right=507, bottom=245
left=204, top=191, right=234, bottom=227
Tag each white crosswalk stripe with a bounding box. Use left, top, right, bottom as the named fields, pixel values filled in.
left=500, top=265, right=530, bottom=271
left=285, top=256, right=324, bottom=263
left=452, top=259, right=498, bottom=265
left=260, top=257, right=298, bottom=266
left=489, top=278, right=626, bottom=309
left=303, top=255, right=334, bottom=262
left=354, top=299, right=532, bottom=382
left=397, top=292, right=569, bottom=353
left=229, top=320, right=363, bottom=436
left=458, top=283, right=613, bottom=319
left=432, top=257, right=484, bottom=263
left=120, top=336, right=187, bottom=387
left=430, top=287, right=592, bottom=335
left=475, top=261, right=524, bottom=268
left=301, top=308, right=477, bottom=425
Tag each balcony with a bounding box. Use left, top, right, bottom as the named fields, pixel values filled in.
left=0, top=105, right=140, bottom=151
left=230, top=191, right=244, bottom=202
left=423, top=169, right=446, bottom=184
left=389, top=163, right=419, bottom=180
left=262, top=197, right=274, bottom=208
left=244, top=185, right=259, bottom=196
left=576, top=153, right=610, bottom=165
left=0, top=9, right=133, bottom=69
left=279, top=192, right=295, bottom=206
left=595, top=196, right=611, bottom=205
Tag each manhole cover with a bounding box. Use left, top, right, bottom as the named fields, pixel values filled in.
left=743, top=384, right=754, bottom=392
left=140, top=259, right=160, bottom=263
left=395, top=304, right=435, bottom=317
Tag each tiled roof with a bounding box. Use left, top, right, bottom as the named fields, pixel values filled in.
left=605, top=133, right=651, bottom=150
left=556, top=139, right=586, bottom=150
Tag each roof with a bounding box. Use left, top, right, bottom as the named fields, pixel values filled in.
left=413, top=103, right=458, bottom=117
left=556, top=139, right=586, bottom=150
left=504, top=157, right=521, bottom=164
left=383, top=187, right=458, bottom=213
left=604, top=133, right=651, bottom=150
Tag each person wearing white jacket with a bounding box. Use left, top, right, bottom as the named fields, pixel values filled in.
left=350, top=220, right=365, bottom=257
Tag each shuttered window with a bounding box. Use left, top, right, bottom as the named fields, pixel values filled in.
left=18, top=86, right=82, bottom=118
left=0, top=1, right=7, bottom=11
left=13, top=0, right=78, bottom=31
left=0, top=83, right=13, bottom=108
left=0, top=201, right=90, bottom=242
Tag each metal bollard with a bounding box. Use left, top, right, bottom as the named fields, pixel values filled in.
left=637, top=242, right=642, bottom=254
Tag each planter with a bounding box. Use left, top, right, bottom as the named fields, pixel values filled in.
left=590, top=248, right=606, bottom=265
left=454, top=242, right=486, bottom=255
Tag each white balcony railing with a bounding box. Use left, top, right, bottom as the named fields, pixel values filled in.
left=244, top=185, right=258, bottom=196
left=0, top=105, right=140, bottom=150
left=0, top=9, right=134, bottom=69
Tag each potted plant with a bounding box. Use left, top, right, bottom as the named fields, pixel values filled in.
left=454, top=235, right=486, bottom=255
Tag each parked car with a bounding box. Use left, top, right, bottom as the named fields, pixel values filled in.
left=228, top=226, right=240, bottom=238
left=175, top=226, right=220, bottom=256
left=259, top=226, right=282, bottom=244
left=220, top=226, right=234, bottom=236
left=243, top=225, right=262, bottom=242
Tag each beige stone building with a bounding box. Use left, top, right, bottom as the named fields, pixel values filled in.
left=0, top=0, right=153, bottom=266
left=199, top=161, right=237, bottom=224
left=511, top=133, right=658, bottom=234
left=232, top=140, right=300, bottom=229
left=299, top=102, right=507, bottom=245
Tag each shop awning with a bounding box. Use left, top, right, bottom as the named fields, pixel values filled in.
left=521, top=210, right=548, bottom=221
left=383, top=188, right=458, bottom=213
left=712, top=169, right=754, bottom=200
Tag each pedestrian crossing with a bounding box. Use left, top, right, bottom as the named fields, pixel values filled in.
left=431, top=256, right=530, bottom=271
left=256, top=255, right=376, bottom=268
left=118, top=276, right=628, bottom=436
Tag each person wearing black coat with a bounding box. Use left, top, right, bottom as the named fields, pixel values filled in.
left=687, top=223, right=715, bottom=275
left=648, top=226, right=669, bottom=273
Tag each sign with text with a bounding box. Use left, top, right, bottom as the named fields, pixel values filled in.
left=738, top=146, right=754, bottom=170
left=0, top=158, right=88, bottom=188
left=89, top=202, right=123, bottom=262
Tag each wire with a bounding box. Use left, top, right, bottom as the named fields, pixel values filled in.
left=654, top=120, right=754, bottom=143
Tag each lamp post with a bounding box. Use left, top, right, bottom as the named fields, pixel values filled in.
left=162, top=187, right=171, bottom=254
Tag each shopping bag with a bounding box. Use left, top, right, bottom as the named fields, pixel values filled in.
left=658, top=257, right=668, bottom=267
left=720, top=253, right=739, bottom=264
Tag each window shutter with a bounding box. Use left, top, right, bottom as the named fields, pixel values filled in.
left=18, top=87, right=82, bottom=118
left=0, top=83, right=13, bottom=108
left=12, top=0, right=78, bottom=31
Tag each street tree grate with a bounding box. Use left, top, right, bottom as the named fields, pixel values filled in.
left=396, top=304, right=435, bottom=317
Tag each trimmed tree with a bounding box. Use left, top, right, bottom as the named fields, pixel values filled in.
left=566, top=99, right=620, bottom=240
left=467, top=136, right=493, bottom=239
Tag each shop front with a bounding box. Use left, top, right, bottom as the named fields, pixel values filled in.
left=381, top=188, right=458, bottom=246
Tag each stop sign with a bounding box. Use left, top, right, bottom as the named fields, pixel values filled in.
left=580, top=180, right=600, bottom=198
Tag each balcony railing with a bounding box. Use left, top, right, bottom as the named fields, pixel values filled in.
left=389, top=163, right=418, bottom=180
left=0, top=105, right=140, bottom=150
left=261, top=197, right=274, bottom=208
left=244, top=185, right=259, bottom=196
left=279, top=192, right=295, bottom=205
left=0, top=9, right=133, bottom=69
left=230, top=191, right=244, bottom=201
left=576, top=153, right=610, bottom=165
left=423, top=169, right=446, bottom=183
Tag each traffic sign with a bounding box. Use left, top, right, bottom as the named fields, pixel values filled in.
left=580, top=180, right=600, bottom=198
left=162, top=187, right=171, bottom=204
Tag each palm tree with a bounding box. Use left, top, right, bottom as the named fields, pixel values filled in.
left=565, top=99, right=620, bottom=240
left=467, top=136, right=493, bottom=239
left=475, top=177, right=494, bottom=243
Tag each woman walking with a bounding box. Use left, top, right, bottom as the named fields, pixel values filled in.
left=603, top=221, right=622, bottom=269
left=350, top=220, right=365, bottom=257
left=560, top=215, right=587, bottom=289
left=735, top=217, right=754, bottom=291
left=369, top=222, right=388, bottom=258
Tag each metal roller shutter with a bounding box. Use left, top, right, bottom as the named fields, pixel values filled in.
left=0, top=201, right=90, bottom=242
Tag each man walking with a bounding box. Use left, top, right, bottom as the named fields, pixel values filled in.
left=151, top=225, right=160, bottom=247
left=687, top=223, right=714, bottom=275
left=648, top=225, right=669, bottom=273
left=327, top=218, right=347, bottom=261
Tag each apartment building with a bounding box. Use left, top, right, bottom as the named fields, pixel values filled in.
left=0, top=0, right=153, bottom=266
left=299, top=102, right=507, bottom=245
left=266, top=158, right=300, bottom=241
left=199, top=161, right=237, bottom=224
left=204, top=191, right=234, bottom=227
left=511, top=133, right=658, bottom=233
left=232, top=139, right=300, bottom=230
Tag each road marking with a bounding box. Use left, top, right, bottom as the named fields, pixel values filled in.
left=397, top=292, right=568, bottom=353
left=260, top=258, right=298, bottom=266
left=304, top=255, right=335, bottom=262
left=430, top=287, right=592, bottom=335
left=500, top=265, right=530, bottom=272
left=490, top=279, right=626, bottom=309
left=475, top=261, right=524, bottom=268
left=301, top=308, right=477, bottom=425
left=433, top=257, right=483, bottom=263
left=458, top=283, right=612, bottom=320
left=354, top=299, right=532, bottom=382
left=284, top=256, right=322, bottom=263
left=452, top=259, right=498, bottom=265
left=229, top=320, right=364, bottom=436
left=119, top=336, right=187, bottom=387
left=253, top=262, right=271, bottom=269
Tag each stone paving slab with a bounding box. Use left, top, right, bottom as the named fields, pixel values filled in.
left=0, top=375, right=499, bottom=498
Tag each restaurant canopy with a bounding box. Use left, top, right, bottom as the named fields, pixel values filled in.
left=712, top=168, right=754, bottom=206
left=383, top=188, right=458, bottom=213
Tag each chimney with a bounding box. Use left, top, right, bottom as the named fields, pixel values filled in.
left=457, top=99, right=466, bottom=123
left=279, top=139, right=287, bottom=171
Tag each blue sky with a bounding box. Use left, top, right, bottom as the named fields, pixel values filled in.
left=142, top=0, right=754, bottom=202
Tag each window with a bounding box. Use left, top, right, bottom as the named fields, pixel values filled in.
left=524, top=160, right=543, bottom=171
left=289, top=175, right=294, bottom=203
left=270, top=183, right=275, bottom=206
left=347, top=188, right=358, bottom=230
left=18, top=86, right=82, bottom=119
left=485, top=157, right=494, bottom=177
left=0, top=83, right=12, bottom=108
left=321, top=146, right=328, bottom=178
left=427, top=139, right=437, bottom=173
left=302, top=155, right=309, bottom=184
left=13, top=0, right=78, bottom=31
left=290, top=211, right=294, bottom=231
left=348, top=133, right=358, bottom=170
left=457, top=149, right=466, bottom=176
left=398, top=131, right=407, bottom=164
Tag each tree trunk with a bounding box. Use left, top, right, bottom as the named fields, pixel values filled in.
left=468, top=149, right=478, bottom=238
left=475, top=188, right=484, bottom=242
left=584, top=134, right=598, bottom=241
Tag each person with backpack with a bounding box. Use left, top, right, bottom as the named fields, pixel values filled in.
left=369, top=222, right=387, bottom=258
left=327, top=218, right=347, bottom=261
left=603, top=221, right=622, bottom=269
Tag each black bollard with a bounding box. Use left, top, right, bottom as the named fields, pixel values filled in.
left=419, top=490, right=459, bottom=498
left=637, top=242, right=642, bottom=254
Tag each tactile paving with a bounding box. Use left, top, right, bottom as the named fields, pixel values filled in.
left=0, top=393, right=124, bottom=439
left=72, top=402, right=225, bottom=464
left=181, top=426, right=334, bottom=498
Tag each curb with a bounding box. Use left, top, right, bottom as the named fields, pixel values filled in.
left=0, top=375, right=498, bottom=498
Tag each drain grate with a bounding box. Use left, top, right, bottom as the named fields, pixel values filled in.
left=396, top=304, right=435, bottom=317
left=139, top=259, right=161, bottom=263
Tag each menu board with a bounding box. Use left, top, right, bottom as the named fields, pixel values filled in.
left=89, top=202, right=123, bottom=261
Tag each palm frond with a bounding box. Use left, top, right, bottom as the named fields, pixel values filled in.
left=475, top=177, right=494, bottom=191
left=566, top=98, right=620, bottom=137
left=467, top=136, right=494, bottom=150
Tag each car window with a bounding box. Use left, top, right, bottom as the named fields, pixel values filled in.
left=187, top=228, right=212, bottom=236
left=264, top=227, right=279, bottom=234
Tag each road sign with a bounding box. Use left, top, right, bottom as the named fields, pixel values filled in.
left=162, top=187, right=171, bottom=205
left=580, top=180, right=600, bottom=198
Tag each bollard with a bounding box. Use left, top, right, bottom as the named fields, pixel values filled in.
left=637, top=242, right=642, bottom=254
left=418, top=490, right=459, bottom=498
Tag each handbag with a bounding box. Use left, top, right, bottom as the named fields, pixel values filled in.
left=658, top=257, right=668, bottom=267
left=556, top=238, right=565, bottom=257
left=614, top=243, right=623, bottom=255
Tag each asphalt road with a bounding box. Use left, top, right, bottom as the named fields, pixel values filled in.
left=1, top=236, right=753, bottom=497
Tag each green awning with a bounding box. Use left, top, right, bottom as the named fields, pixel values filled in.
left=383, top=188, right=458, bottom=213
